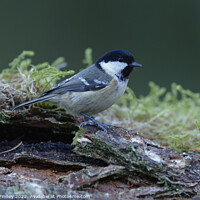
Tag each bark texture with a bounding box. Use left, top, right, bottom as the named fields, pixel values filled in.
left=0, top=108, right=199, bottom=199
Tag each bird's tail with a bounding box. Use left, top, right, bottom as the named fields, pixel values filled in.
left=12, top=94, right=55, bottom=111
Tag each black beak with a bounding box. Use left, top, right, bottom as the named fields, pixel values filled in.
left=129, top=61, right=142, bottom=68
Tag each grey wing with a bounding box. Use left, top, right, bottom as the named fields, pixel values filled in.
left=40, top=64, right=113, bottom=95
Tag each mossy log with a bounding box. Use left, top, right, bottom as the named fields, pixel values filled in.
left=0, top=108, right=199, bottom=199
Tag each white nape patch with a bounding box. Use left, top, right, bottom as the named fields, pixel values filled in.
left=100, top=61, right=127, bottom=77
left=94, top=79, right=107, bottom=85
left=79, top=77, right=89, bottom=85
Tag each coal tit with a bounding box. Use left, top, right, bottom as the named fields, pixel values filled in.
left=12, top=49, right=142, bottom=133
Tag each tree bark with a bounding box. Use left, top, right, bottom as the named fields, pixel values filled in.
left=0, top=108, right=199, bottom=199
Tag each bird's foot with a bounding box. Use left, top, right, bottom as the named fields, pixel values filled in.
left=80, top=112, right=111, bottom=133
left=80, top=121, right=108, bottom=133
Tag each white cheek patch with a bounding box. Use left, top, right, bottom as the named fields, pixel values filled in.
left=100, top=61, right=127, bottom=77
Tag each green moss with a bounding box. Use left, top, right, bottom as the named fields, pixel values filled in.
left=72, top=129, right=85, bottom=145
left=82, top=48, right=93, bottom=67
left=0, top=51, right=74, bottom=109
left=0, top=112, right=11, bottom=124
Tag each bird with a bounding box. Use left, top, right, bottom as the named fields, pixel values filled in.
left=12, top=49, right=142, bottom=133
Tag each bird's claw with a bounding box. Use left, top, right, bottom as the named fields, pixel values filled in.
left=80, top=121, right=108, bottom=133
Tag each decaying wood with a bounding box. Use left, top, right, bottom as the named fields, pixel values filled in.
left=0, top=108, right=199, bottom=199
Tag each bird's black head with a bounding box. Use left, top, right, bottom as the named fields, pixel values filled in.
left=96, top=49, right=142, bottom=80
left=96, top=49, right=134, bottom=65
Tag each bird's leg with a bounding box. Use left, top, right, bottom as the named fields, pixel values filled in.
left=80, top=112, right=111, bottom=133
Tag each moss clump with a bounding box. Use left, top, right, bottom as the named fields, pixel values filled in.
left=96, top=82, right=200, bottom=152
left=82, top=48, right=93, bottom=67
left=0, top=51, right=74, bottom=110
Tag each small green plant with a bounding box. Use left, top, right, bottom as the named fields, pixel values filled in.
left=72, top=129, right=85, bottom=145
left=82, top=48, right=93, bottom=67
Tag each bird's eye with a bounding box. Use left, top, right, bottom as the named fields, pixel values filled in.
left=118, top=58, right=123, bottom=62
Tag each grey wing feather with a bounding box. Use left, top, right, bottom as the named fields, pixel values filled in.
left=41, top=64, right=112, bottom=95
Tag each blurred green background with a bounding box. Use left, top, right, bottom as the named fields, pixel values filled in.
left=0, top=0, right=199, bottom=95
